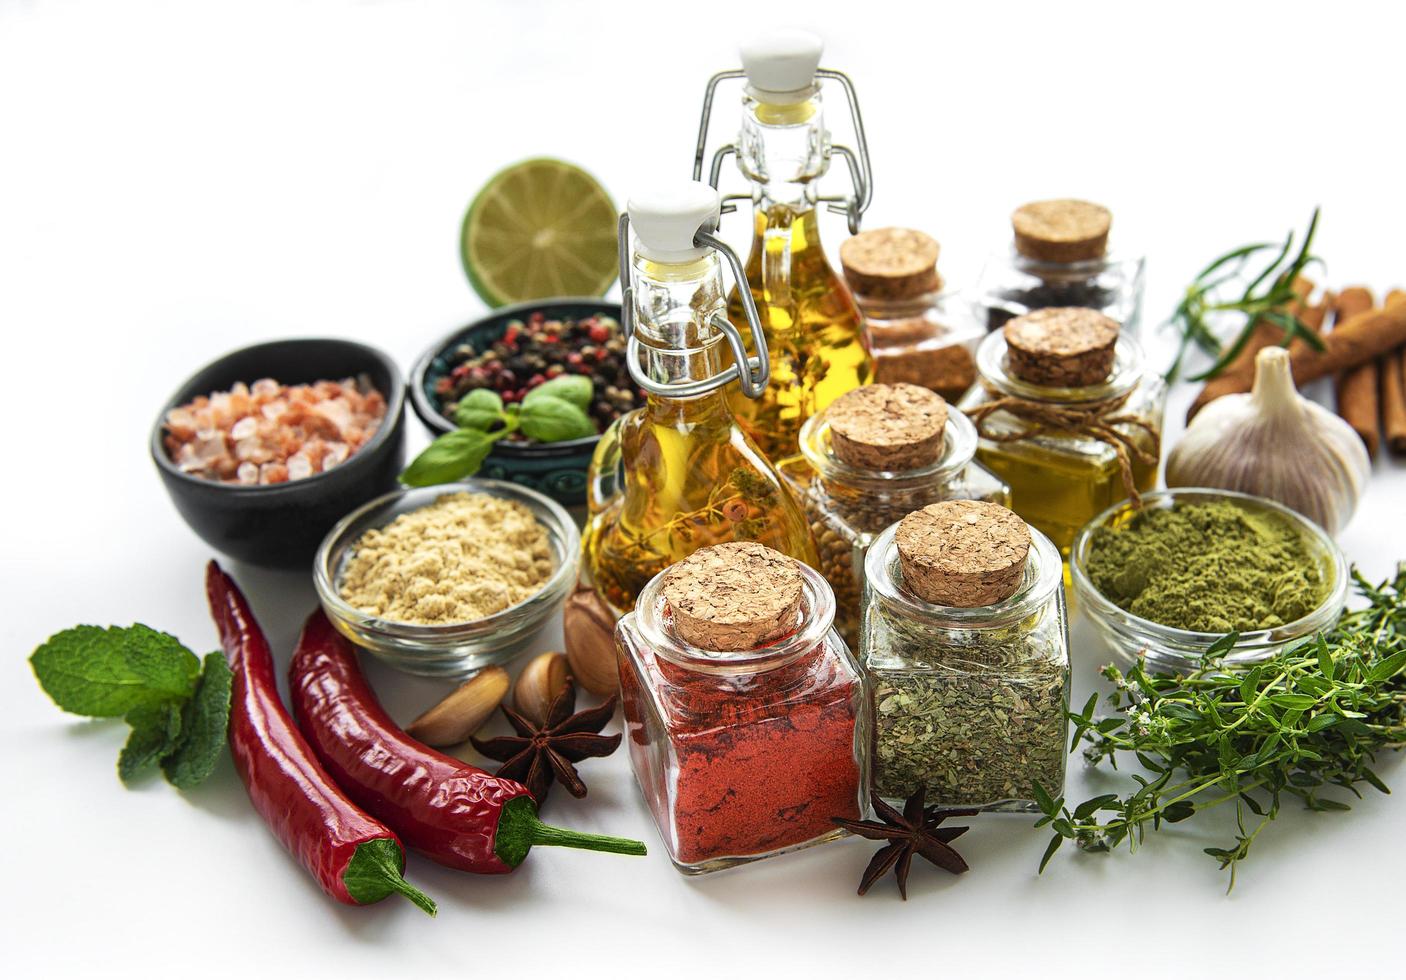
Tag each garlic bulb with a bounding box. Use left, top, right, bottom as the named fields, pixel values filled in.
left=1166, top=346, right=1369, bottom=534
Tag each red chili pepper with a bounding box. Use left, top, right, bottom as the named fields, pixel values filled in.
left=289, top=609, right=647, bottom=873
left=206, top=562, right=436, bottom=915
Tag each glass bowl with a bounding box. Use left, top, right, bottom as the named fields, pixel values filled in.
left=313, top=480, right=581, bottom=677
left=1070, top=488, right=1348, bottom=674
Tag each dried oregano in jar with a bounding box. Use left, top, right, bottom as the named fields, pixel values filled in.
left=794, top=384, right=1009, bottom=646
left=861, top=501, right=1069, bottom=811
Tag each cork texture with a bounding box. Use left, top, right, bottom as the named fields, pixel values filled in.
left=840, top=227, right=942, bottom=301
left=895, top=501, right=1031, bottom=607
left=660, top=542, right=805, bottom=652
left=1011, top=199, right=1111, bottom=263
left=1004, top=307, right=1120, bottom=387
left=828, top=383, right=949, bottom=471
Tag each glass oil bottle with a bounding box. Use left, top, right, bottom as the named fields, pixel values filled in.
left=693, top=29, right=874, bottom=463
left=583, top=182, right=819, bottom=615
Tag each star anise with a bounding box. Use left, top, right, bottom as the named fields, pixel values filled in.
left=832, top=789, right=976, bottom=899
left=470, top=680, right=620, bottom=803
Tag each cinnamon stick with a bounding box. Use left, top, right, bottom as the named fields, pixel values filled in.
left=1332, top=287, right=1379, bottom=457
left=1286, top=299, right=1406, bottom=388
left=1186, top=278, right=1329, bottom=421
left=1383, top=289, right=1406, bottom=455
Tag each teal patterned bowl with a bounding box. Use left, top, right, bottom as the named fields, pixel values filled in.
left=409, top=298, right=623, bottom=507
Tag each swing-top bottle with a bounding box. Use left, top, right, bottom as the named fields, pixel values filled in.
left=694, top=29, right=874, bottom=463
left=582, top=182, right=818, bottom=615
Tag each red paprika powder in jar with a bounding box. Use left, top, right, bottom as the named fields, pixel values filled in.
left=615, top=542, right=869, bottom=874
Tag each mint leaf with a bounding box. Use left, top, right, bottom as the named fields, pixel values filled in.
left=162, top=653, right=233, bottom=790
left=31, top=624, right=201, bottom=718
left=523, top=374, right=592, bottom=410
left=519, top=395, right=596, bottom=443
left=453, top=388, right=506, bottom=431
left=400, top=428, right=498, bottom=486
left=118, top=701, right=183, bottom=783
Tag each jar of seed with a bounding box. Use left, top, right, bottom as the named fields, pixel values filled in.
left=972, top=199, right=1145, bottom=333
left=794, top=383, right=1009, bottom=647
left=840, top=227, right=986, bottom=402
left=862, top=500, right=1069, bottom=812
left=958, top=307, right=1165, bottom=553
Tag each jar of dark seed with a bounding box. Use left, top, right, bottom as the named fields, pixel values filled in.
left=861, top=500, right=1069, bottom=812
left=840, top=227, right=985, bottom=402
left=973, top=199, right=1145, bottom=333
left=794, top=384, right=1009, bottom=648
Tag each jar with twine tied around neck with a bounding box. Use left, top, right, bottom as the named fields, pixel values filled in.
left=861, top=500, right=1070, bottom=811
left=792, top=382, right=1009, bottom=647
left=957, top=306, right=1165, bottom=553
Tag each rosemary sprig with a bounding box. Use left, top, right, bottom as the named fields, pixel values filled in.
left=1163, top=208, right=1325, bottom=383
left=1035, top=563, right=1406, bottom=889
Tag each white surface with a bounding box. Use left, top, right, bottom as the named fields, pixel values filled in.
left=3, top=1, right=1405, bottom=977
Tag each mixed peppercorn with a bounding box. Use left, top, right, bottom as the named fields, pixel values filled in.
left=433, top=311, right=640, bottom=439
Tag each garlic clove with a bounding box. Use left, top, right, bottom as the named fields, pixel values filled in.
left=564, top=583, right=620, bottom=696
left=405, top=666, right=510, bottom=747
left=514, top=652, right=572, bottom=727
left=1166, top=347, right=1370, bottom=535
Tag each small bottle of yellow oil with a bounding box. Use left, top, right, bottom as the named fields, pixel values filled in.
left=693, top=29, right=874, bottom=464
left=583, top=183, right=818, bottom=615
left=958, top=308, right=1165, bottom=554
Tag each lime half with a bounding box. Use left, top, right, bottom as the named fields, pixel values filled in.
left=460, top=158, right=618, bottom=307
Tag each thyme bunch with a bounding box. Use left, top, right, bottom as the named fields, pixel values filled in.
left=1035, top=564, right=1406, bottom=889
left=1163, top=209, right=1324, bottom=383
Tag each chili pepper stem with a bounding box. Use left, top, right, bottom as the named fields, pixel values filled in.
left=495, top=796, right=647, bottom=866
left=342, top=839, right=438, bottom=917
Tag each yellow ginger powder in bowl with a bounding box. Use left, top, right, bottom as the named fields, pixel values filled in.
left=338, top=491, right=555, bottom=625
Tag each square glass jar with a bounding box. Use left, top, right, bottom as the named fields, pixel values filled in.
left=859, top=291, right=987, bottom=402
left=615, top=562, right=869, bottom=874
left=957, top=329, right=1166, bottom=554
left=861, top=520, right=1070, bottom=812
left=792, top=408, right=1009, bottom=646
left=973, top=246, right=1146, bottom=334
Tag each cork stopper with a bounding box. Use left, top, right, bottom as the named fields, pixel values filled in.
left=1011, top=199, right=1111, bottom=264
left=895, top=501, right=1031, bottom=607
left=1003, top=307, right=1120, bottom=387
left=827, top=383, right=949, bottom=471
left=660, top=542, right=805, bottom=652
left=840, top=227, right=943, bottom=301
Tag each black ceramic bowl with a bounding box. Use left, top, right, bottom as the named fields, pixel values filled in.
left=409, top=297, right=624, bottom=507
left=151, top=338, right=407, bottom=569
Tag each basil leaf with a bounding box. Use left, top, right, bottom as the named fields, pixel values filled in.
left=30, top=624, right=201, bottom=718
left=453, top=389, right=505, bottom=431
left=523, top=374, right=592, bottom=410
left=162, top=653, right=233, bottom=789
left=400, top=429, right=497, bottom=486
left=519, top=395, right=597, bottom=443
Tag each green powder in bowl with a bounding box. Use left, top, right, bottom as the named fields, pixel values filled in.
left=1083, top=499, right=1326, bottom=633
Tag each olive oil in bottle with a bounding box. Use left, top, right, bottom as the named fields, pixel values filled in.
left=695, top=29, right=874, bottom=463
left=583, top=183, right=818, bottom=615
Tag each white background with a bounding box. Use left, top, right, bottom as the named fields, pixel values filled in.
left=3, top=1, right=1405, bottom=977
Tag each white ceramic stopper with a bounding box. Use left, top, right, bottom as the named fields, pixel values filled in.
left=627, top=182, right=720, bottom=263
left=740, top=29, right=823, bottom=103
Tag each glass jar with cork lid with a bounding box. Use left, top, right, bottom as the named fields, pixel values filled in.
left=862, top=501, right=1069, bottom=812
left=973, top=199, right=1145, bottom=333
left=958, top=307, right=1165, bottom=554
left=793, top=383, right=1009, bottom=646
left=615, top=542, right=868, bottom=874
left=840, top=227, right=986, bottom=402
